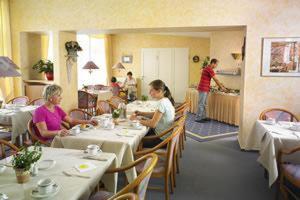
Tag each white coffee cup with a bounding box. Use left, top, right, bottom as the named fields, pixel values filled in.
left=37, top=178, right=55, bottom=195
left=131, top=120, right=140, bottom=129
left=87, top=144, right=100, bottom=156
left=71, top=126, right=80, bottom=135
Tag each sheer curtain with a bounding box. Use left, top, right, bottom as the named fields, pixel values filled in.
left=103, top=34, right=112, bottom=85
left=77, top=34, right=107, bottom=89
left=0, top=0, right=18, bottom=102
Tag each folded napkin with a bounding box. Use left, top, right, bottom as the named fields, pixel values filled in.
left=74, top=162, right=96, bottom=173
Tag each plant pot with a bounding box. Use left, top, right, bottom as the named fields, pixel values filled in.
left=45, top=72, right=54, bottom=81
left=14, top=168, right=30, bottom=184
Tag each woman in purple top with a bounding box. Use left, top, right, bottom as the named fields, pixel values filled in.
left=33, top=84, right=97, bottom=142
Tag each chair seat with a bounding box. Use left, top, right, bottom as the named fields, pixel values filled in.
left=136, top=156, right=166, bottom=176
left=283, top=164, right=300, bottom=187
left=0, top=131, right=11, bottom=140
left=89, top=190, right=113, bottom=200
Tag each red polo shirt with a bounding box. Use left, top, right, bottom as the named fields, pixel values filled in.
left=197, top=65, right=215, bottom=92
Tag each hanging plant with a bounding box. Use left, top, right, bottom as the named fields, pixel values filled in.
left=201, top=56, right=210, bottom=68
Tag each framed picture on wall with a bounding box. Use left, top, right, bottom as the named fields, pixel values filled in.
left=262, top=37, right=300, bottom=76
left=122, top=55, right=133, bottom=63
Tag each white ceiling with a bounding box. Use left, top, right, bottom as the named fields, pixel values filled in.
left=150, top=32, right=211, bottom=38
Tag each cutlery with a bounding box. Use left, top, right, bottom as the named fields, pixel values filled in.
left=62, top=171, right=90, bottom=179
left=116, top=133, right=135, bottom=137
left=82, top=156, right=108, bottom=161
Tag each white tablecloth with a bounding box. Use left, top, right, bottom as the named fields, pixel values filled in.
left=126, top=101, right=158, bottom=114
left=254, top=120, right=300, bottom=186
left=0, top=106, right=38, bottom=143
left=89, top=90, right=113, bottom=101
left=51, top=120, right=148, bottom=185
left=0, top=147, right=117, bottom=200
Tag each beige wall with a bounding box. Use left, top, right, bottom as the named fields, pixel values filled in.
left=111, top=33, right=210, bottom=86
left=210, top=30, right=245, bottom=89
left=9, top=0, right=300, bottom=150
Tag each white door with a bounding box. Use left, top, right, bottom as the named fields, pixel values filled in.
left=174, top=48, right=189, bottom=103
left=141, top=49, right=158, bottom=97
left=158, top=48, right=174, bottom=95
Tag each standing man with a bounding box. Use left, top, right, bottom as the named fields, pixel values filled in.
left=195, top=58, right=228, bottom=123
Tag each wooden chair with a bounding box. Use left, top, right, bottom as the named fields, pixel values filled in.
left=134, top=125, right=183, bottom=200
left=96, top=100, right=114, bottom=115
left=259, top=108, right=299, bottom=122
left=69, top=109, right=92, bottom=120
left=7, top=96, right=29, bottom=105
left=0, top=139, right=19, bottom=159
left=109, top=96, right=126, bottom=110
left=29, top=98, right=45, bottom=106
left=27, top=119, right=50, bottom=146
left=90, top=153, right=158, bottom=200
left=114, top=193, right=139, bottom=200
left=78, top=90, right=98, bottom=115
left=278, top=146, right=300, bottom=200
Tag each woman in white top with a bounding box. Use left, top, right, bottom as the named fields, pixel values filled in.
left=130, top=79, right=175, bottom=148
left=122, top=71, right=137, bottom=101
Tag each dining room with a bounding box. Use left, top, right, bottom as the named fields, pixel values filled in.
left=1, top=0, right=300, bottom=200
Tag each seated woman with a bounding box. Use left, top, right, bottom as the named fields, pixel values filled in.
left=121, top=71, right=137, bottom=101
left=130, top=79, right=175, bottom=148
left=110, top=77, right=121, bottom=96
left=33, top=84, right=97, bottom=142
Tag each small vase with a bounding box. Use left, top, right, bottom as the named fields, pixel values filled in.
left=113, top=118, right=119, bottom=125
left=45, top=72, right=54, bottom=81
left=15, top=168, right=30, bottom=183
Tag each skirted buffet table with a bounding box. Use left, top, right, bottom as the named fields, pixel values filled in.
left=186, top=88, right=240, bottom=126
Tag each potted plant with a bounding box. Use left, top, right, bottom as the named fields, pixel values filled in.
left=12, top=144, right=42, bottom=184
left=32, top=59, right=54, bottom=81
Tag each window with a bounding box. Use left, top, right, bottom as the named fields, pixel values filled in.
left=76, top=34, right=107, bottom=88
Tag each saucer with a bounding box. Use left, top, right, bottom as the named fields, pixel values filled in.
left=38, top=160, right=56, bottom=170
left=30, top=183, right=59, bottom=199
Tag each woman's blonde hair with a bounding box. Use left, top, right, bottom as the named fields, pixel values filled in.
left=42, top=84, right=62, bottom=101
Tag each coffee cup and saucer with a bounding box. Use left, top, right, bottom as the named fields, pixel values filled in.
left=70, top=126, right=80, bottom=135
left=131, top=120, right=142, bottom=130
left=85, top=145, right=102, bottom=156
left=31, top=178, right=59, bottom=198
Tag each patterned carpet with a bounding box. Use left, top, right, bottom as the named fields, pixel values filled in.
left=185, top=112, right=239, bottom=141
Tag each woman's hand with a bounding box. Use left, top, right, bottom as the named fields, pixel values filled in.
left=89, top=119, right=98, bottom=126
left=130, top=113, right=137, bottom=121
left=58, top=129, right=70, bottom=137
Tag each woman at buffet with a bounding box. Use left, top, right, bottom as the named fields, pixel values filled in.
left=130, top=79, right=175, bottom=148
left=33, top=84, right=97, bottom=142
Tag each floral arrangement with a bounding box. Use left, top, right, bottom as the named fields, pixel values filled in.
left=141, top=95, right=148, bottom=101
left=12, top=143, right=42, bottom=170
left=112, top=109, right=120, bottom=119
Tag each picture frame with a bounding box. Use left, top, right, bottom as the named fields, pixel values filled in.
left=122, top=55, right=133, bottom=63
left=261, top=37, right=300, bottom=77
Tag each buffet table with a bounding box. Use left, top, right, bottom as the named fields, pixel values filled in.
left=186, top=88, right=240, bottom=126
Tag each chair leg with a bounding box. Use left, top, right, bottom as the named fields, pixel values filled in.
left=165, top=175, right=170, bottom=200
left=172, top=164, right=177, bottom=187
left=170, top=172, right=174, bottom=194
left=183, top=125, right=187, bottom=141
left=176, top=153, right=180, bottom=174
left=179, top=139, right=183, bottom=158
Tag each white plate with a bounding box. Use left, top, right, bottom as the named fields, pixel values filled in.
left=37, top=160, right=56, bottom=170
left=30, top=183, right=59, bottom=199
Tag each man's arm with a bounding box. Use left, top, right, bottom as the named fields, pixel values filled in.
left=212, top=76, right=228, bottom=92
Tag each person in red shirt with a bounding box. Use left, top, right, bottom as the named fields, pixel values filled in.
left=195, top=58, right=228, bottom=123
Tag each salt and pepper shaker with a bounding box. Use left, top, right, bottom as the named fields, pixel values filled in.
left=30, top=162, right=38, bottom=177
